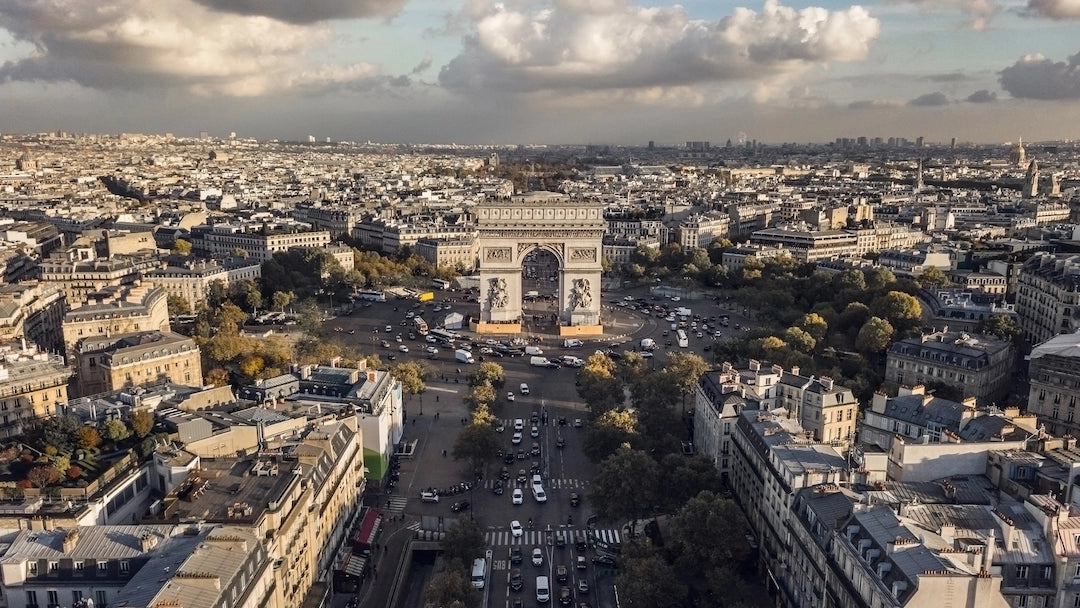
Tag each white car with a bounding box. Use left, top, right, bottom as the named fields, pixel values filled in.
left=510, top=520, right=523, bottom=537
left=512, top=489, right=524, bottom=505
left=530, top=426, right=540, bottom=438
left=532, top=548, right=544, bottom=566
left=514, top=419, right=524, bottom=431
left=398, top=345, right=409, bottom=353
left=507, top=392, right=515, bottom=402
left=714, top=330, right=722, bottom=338
left=425, top=345, right=438, bottom=354
left=426, top=335, right=438, bottom=343
left=512, top=432, right=523, bottom=445
left=670, top=296, right=681, bottom=302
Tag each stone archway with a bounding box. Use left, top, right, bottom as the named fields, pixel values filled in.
left=475, top=191, right=604, bottom=336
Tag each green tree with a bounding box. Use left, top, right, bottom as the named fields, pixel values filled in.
left=589, top=448, right=659, bottom=525
left=576, top=353, right=625, bottom=415
left=171, top=238, right=193, bottom=255
left=871, top=290, right=922, bottom=331
left=658, top=454, right=723, bottom=513
left=27, top=465, right=60, bottom=489
left=464, top=382, right=497, bottom=410
left=856, top=316, right=895, bottom=353
left=39, top=416, right=79, bottom=453
left=167, top=294, right=192, bottom=316
left=471, top=362, right=506, bottom=389
left=452, top=423, right=501, bottom=473
left=838, top=302, right=871, bottom=332
left=442, top=517, right=487, bottom=565
left=423, top=568, right=477, bottom=608
left=661, top=352, right=709, bottom=401
left=582, top=409, right=638, bottom=463
left=741, top=256, right=764, bottom=280
left=980, top=314, right=1023, bottom=343
left=668, top=491, right=752, bottom=603
left=833, top=268, right=867, bottom=292
left=103, top=419, right=131, bottom=443
left=918, top=266, right=949, bottom=289
left=796, top=312, right=829, bottom=343
left=391, top=362, right=428, bottom=400
left=615, top=553, right=688, bottom=608
left=784, top=326, right=816, bottom=353
left=271, top=290, right=295, bottom=313
left=864, top=266, right=897, bottom=289
left=130, top=410, right=154, bottom=439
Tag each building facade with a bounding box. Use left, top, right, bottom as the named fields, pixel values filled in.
left=74, top=331, right=202, bottom=396
left=1016, top=253, right=1080, bottom=346
left=1027, top=333, right=1080, bottom=438
left=884, top=329, right=1015, bottom=403
left=62, top=284, right=170, bottom=356
left=0, top=346, right=72, bottom=439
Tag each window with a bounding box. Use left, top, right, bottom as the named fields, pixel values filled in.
left=1016, top=565, right=1029, bottom=579
left=1043, top=566, right=1053, bottom=580
left=48, top=561, right=58, bottom=573
left=75, top=561, right=84, bottom=573
left=98, top=561, right=108, bottom=573
left=96, top=590, right=107, bottom=605
left=47, top=591, right=58, bottom=605
left=1018, top=596, right=1028, bottom=607
left=25, top=590, right=37, bottom=607
left=28, top=562, right=37, bottom=575
left=120, top=560, right=130, bottom=573
left=72, top=590, right=83, bottom=603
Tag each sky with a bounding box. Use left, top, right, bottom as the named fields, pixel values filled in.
left=1, top=0, right=1080, bottom=145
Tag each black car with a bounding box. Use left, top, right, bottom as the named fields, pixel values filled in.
left=592, top=555, right=617, bottom=568
left=558, top=416, right=567, bottom=426
left=510, top=568, right=523, bottom=591
left=569, top=492, right=580, bottom=507
left=450, top=501, right=470, bottom=512
left=559, top=586, right=573, bottom=606
left=556, top=564, right=568, bottom=582
left=504, top=452, right=515, bottom=464
left=510, top=547, right=523, bottom=565
left=575, top=540, right=588, bottom=553
left=556, top=436, right=565, bottom=448
left=500, top=467, right=511, bottom=480
left=493, top=481, right=504, bottom=495
left=517, top=470, right=528, bottom=484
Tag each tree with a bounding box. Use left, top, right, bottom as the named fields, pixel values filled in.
left=205, top=368, right=229, bottom=387
left=171, top=238, right=192, bottom=256
left=39, top=416, right=79, bottom=454
left=838, top=301, right=871, bottom=332
left=871, top=290, right=922, bottom=331
left=796, top=312, right=829, bottom=343
left=661, top=352, right=709, bottom=401
left=27, top=465, right=60, bottom=489
left=423, top=568, right=477, bottom=608
left=918, top=266, right=949, bottom=289
left=167, top=294, right=192, bottom=316
left=391, top=361, right=428, bottom=400
left=130, top=410, right=154, bottom=439
left=271, top=290, right=295, bottom=313
left=784, top=326, right=816, bottom=353
left=864, top=266, right=897, bottom=289
left=589, top=448, right=659, bottom=525
left=615, top=553, right=688, bottom=608
left=452, top=423, right=501, bottom=473
left=471, top=362, right=505, bottom=389
left=582, top=409, right=638, bottom=463
left=981, top=314, right=1023, bottom=343
left=103, top=418, right=131, bottom=443
left=667, top=491, right=752, bottom=603
left=464, top=382, right=496, bottom=410
left=470, top=404, right=496, bottom=428
left=442, top=517, right=487, bottom=565
left=833, top=268, right=867, bottom=292
left=73, top=425, right=101, bottom=450
left=856, top=316, right=894, bottom=353
left=576, top=353, right=625, bottom=415
left=741, top=256, right=764, bottom=280
left=658, top=454, right=723, bottom=513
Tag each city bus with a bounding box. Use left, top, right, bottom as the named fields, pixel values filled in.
left=432, top=278, right=451, bottom=290
left=412, top=317, right=429, bottom=335
left=429, top=328, right=458, bottom=344
left=355, top=290, right=386, bottom=302
left=676, top=329, right=689, bottom=348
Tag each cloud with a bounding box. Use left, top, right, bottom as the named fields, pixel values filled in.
left=1024, top=0, right=1080, bottom=19
left=0, top=0, right=383, bottom=95
left=884, top=0, right=1000, bottom=29
left=438, top=0, right=880, bottom=96
left=965, top=89, right=997, bottom=102
left=847, top=99, right=901, bottom=109
left=924, top=72, right=973, bottom=83
left=187, top=0, right=406, bottom=24
left=411, top=54, right=433, bottom=75
left=909, top=91, right=950, bottom=106
left=999, top=52, right=1080, bottom=99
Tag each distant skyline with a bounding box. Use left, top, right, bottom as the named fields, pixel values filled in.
left=2, top=0, right=1080, bottom=145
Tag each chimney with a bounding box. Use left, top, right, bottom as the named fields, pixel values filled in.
left=749, top=359, right=760, bottom=371
left=962, top=395, right=977, bottom=408
left=62, top=528, right=79, bottom=553
left=139, top=532, right=158, bottom=552
left=820, top=376, right=834, bottom=390
left=872, top=392, right=888, bottom=413
left=790, top=366, right=800, bottom=376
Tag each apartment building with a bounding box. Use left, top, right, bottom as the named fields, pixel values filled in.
left=62, top=284, right=170, bottom=356
left=1027, top=333, right=1080, bottom=438
left=148, top=417, right=364, bottom=608
left=0, top=282, right=66, bottom=353
left=885, top=329, right=1015, bottom=402
left=877, top=248, right=953, bottom=276
left=676, top=213, right=730, bottom=248
left=38, top=248, right=162, bottom=307
left=602, top=235, right=660, bottom=267
left=777, top=369, right=860, bottom=445
left=849, top=223, right=931, bottom=256
left=415, top=236, right=478, bottom=271
left=946, top=270, right=1009, bottom=295
left=74, top=331, right=201, bottom=396
left=194, top=225, right=331, bottom=262
left=0, top=345, right=72, bottom=439
left=749, top=227, right=859, bottom=262
left=1016, top=252, right=1080, bottom=346
left=292, top=202, right=365, bottom=238
left=144, top=259, right=229, bottom=312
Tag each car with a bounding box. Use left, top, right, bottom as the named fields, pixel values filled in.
left=450, top=500, right=470, bottom=512
left=555, top=532, right=566, bottom=548
left=380, top=340, right=390, bottom=348
left=493, top=481, right=505, bottom=495
left=512, top=601, right=523, bottom=608
left=520, top=383, right=530, bottom=395
left=495, top=423, right=506, bottom=433
left=513, top=489, right=524, bottom=505
left=420, top=490, right=439, bottom=503
left=510, top=520, right=523, bottom=537
left=556, top=564, right=568, bottom=582
left=500, top=467, right=511, bottom=480
left=510, top=547, right=523, bottom=564
left=556, top=436, right=566, bottom=448
left=623, top=295, right=634, bottom=301
left=514, top=419, right=525, bottom=431
left=426, top=335, right=438, bottom=343
left=386, top=354, right=397, bottom=361
left=503, top=452, right=515, bottom=464
left=425, top=345, right=438, bottom=354
left=576, top=556, right=587, bottom=569
left=639, top=351, right=653, bottom=358
left=592, top=555, right=617, bottom=568
left=574, top=540, right=588, bottom=553
left=385, top=325, right=392, bottom=332
left=517, top=470, right=528, bottom=484
left=530, top=445, right=541, bottom=457
left=510, top=568, right=523, bottom=591
left=569, top=492, right=580, bottom=507
left=517, top=449, right=527, bottom=460
left=532, top=548, right=544, bottom=566
left=559, top=586, right=573, bottom=605
left=530, top=426, right=540, bottom=438
left=512, top=432, right=523, bottom=445
left=507, top=392, right=515, bottom=402
left=670, top=296, right=681, bottom=302
left=577, top=579, right=589, bottom=594
left=558, top=416, right=567, bottom=426
left=573, top=418, right=583, bottom=428
left=408, top=333, right=416, bottom=340
left=398, top=344, right=409, bottom=353
left=696, top=332, right=704, bottom=339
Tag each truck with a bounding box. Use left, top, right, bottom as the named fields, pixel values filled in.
left=639, top=338, right=656, bottom=351
left=676, top=307, right=692, bottom=318
left=412, top=317, right=429, bottom=335
left=563, top=338, right=583, bottom=348
left=530, top=356, right=556, bottom=367
left=455, top=349, right=475, bottom=364
left=524, top=346, right=544, bottom=356
left=560, top=355, right=584, bottom=367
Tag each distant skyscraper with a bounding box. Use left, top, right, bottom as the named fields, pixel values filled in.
left=199, top=130, right=209, bottom=140
left=307, top=135, right=316, bottom=143
left=647, top=140, right=655, bottom=150
left=916, top=136, right=924, bottom=147
left=950, top=137, right=956, bottom=150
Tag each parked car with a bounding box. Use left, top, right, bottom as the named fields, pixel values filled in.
left=532, top=548, right=544, bottom=567
left=420, top=490, right=439, bottom=503
left=510, top=547, right=523, bottom=564
left=450, top=500, right=470, bottom=512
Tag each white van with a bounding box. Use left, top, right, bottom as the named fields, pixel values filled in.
left=471, top=557, right=487, bottom=589
left=532, top=485, right=548, bottom=503
left=520, top=383, right=530, bottom=395
left=536, top=575, right=550, bottom=603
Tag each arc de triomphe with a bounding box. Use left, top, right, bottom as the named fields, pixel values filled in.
left=475, top=191, right=604, bottom=336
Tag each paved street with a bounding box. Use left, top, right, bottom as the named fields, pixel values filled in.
left=318, top=285, right=765, bottom=608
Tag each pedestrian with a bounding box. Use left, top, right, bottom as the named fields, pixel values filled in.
left=436, top=395, right=440, bottom=403
left=435, top=411, right=439, bottom=418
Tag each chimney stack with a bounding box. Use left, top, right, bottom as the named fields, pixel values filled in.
left=62, top=529, right=79, bottom=553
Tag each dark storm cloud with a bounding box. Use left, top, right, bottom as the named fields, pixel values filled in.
left=965, top=89, right=997, bottom=102
left=908, top=91, right=950, bottom=106
left=188, top=0, right=407, bottom=24
left=1000, top=52, right=1080, bottom=99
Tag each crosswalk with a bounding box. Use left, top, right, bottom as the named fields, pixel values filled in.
left=385, top=496, right=408, bottom=513
left=484, top=527, right=620, bottom=547
left=479, top=478, right=587, bottom=490
left=496, top=418, right=578, bottom=430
